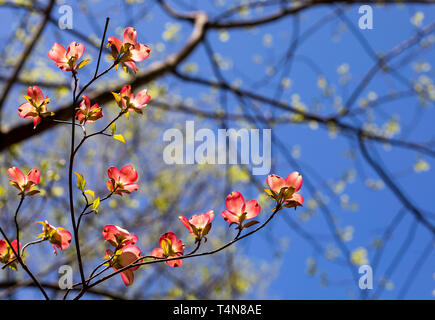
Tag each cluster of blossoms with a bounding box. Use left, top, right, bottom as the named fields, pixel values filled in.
left=2, top=24, right=306, bottom=293
left=99, top=169, right=303, bottom=286
left=18, top=27, right=150, bottom=129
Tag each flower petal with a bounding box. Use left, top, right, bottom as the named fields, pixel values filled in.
left=244, top=200, right=261, bottom=219
left=285, top=171, right=303, bottom=192
left=225, top=191, right=245, bottom=215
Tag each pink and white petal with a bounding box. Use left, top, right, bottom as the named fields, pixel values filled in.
left=133, top=89, right=150, bottom=106
left=119, top=165, right=138, bottom=184
left=123, top=27, right=137, bottom=45
left=18, top=103, right=35, bottom=119
left=108, top=36, right=122, bottom=52
left=107, top=167, right=121, bottom=182
left=290, top=193, right=304, bottom=205
left=27, top=86, right=44, bottom=104
left=120, top=85, right=131, bottom=96
left=80, top=95, right=91, bottom=110
left=285, top=171, right=303, bottom=192
left=8, top=167, right=26, bottom=186
left=120, top=269, right=135, bottom=286
left=48, top=43, right=67, bottom=63
left=66, top=41, right=85, bottom=60
left=179, top=216, right=193, bottom=233
left=206, top=210, right=215, bottom=222
left=167, top=255, right=183, bottom=268
left=266, top=174, right=287, bottom=194
left=56, top=229, right=72, bottom=250
left=123, top=61, right=137, bottom=73
left=225, top=191, right=245, bottom=216
left=244, top=200, right=261, bottom=219
left=220, top=210, right=239, bottom=224
left=32, top=116, right=42, bottom=128
left=123, top=183, right=139, bottom=193
left=102, top=225, right=120, bottom=246
left=130, top=43, right=150, bottom=62
left=26, top=168, right=40, bottom=185
left=151, top=247, right=164, bottom=258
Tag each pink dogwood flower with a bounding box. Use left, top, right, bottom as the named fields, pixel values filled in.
left=102, top=225, right=138, bottom=248
left=179, top=210, right=214, bottom=242
left=221, top=191, right=261, bottom=229
left=106, top=164, right=139, bottom=196
left=107, top=27, right=150, bottom=73
left=48, top=41, right=86, bottom=71
left=112, top=85, right=150, bottom=115
left=266, top=172, right=304, bottom=208
left=151, top=232, right=184, bottom=268
left=106, top=165, right=139, bottom=195
left=37, top=221, right=72, bottom=255
left=104, top=244, right=142, bottom=286
left=8, top=166, right=40, bottom=194
left=0, top=239, right=21, bottom=270
left=18, top=86, right=52, bottom=128
left=75, top=95, right=103, bottom=124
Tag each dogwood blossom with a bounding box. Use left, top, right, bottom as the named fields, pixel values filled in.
left=18, top=86, right=51, bottom=128
left=151, top=232, right=184, bottom=268
left=179, top=210, right=214, bottom=242
left=75, top=95, right=103, bottom=124
left=102, top=225, right=138, bottom=248
left=266, top=172, right=304, bottom=207
left=48, top=41, right=86, bottom=71
left=221, top=191, right=261, bottom=229
left=106, top=165, right=139, bottom=195
left=104, top=244, right=141, bottom=286
left=8, top=166, right=40, bottom=193
left=107, top=27, right=150, bottom=73
left=37, top=221, right=72, bottom=255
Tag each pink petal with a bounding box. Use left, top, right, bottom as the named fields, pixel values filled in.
left=151, top=248, right=164, bottom=258
left=26, top=168, right=40, bottom=185
left=285, top=171, right=303, bottom=192
left=66, top=41, right=85, bottom=60
left=123, top=61, right=137, bottom=73
left=123, top=184, right=139, bottom=193
left=107, top=167, right=121, bottom=182
left=80, top=95, right=91, bottom=110
left=167, top=256, right=183, bottom=268
left=119, top=165, right=138, bottom=184
left=179, top=216, right=193, bottom=233
left=291, top=193, right=304, bottom=205
left=55, top=229, right=72, bottom=250
left=48, top=43, right=67, bottom=63
left=133, top=89, right=150, bottom=106
left=225, top=191, right=245, bottom=216
left=244, top=200, right=261, bottom=219
left=102, top=225, right=120, bottom=246
left=220, top=210, right=239, bottom=224
left=18, top=103, right=35, bottom=119
left=27, top=86, right=44, bottom=104
left=120, top=269, right=135, bottom=286
left=130, top=43, right=150, bottom=62
left=108, top=36, right=122, bottom=53
left=32, top=116, right=42, bottom=129
left=123, top=27, right=137, bottom=45
left=8, top=167, right=26, bottom=186
left=266, top=174, right=287, bottom=194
